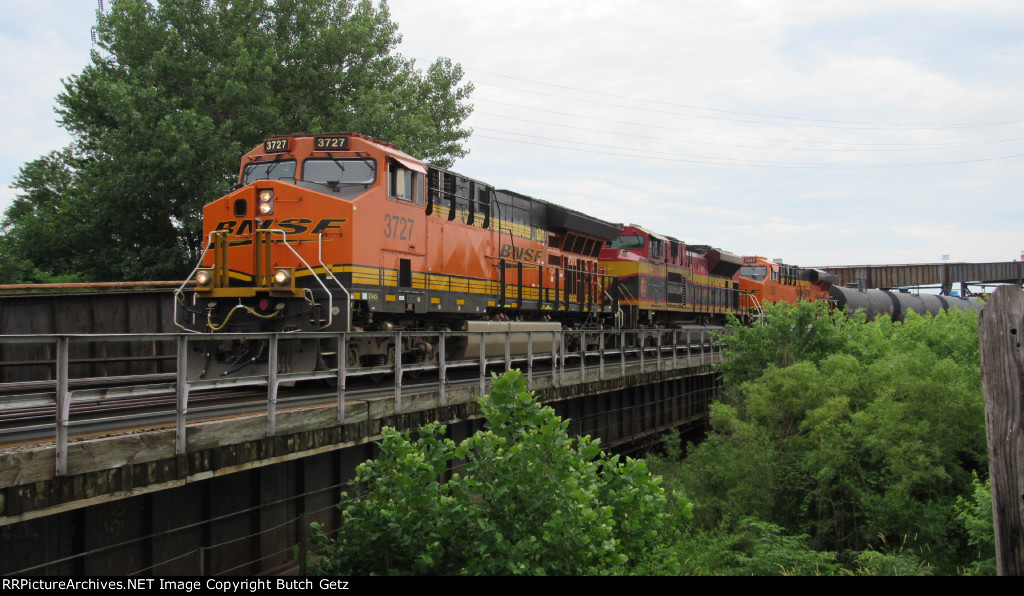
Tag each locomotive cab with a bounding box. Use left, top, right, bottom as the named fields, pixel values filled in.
left=181, top=134, right=411, bottom=334
left=176, top=134, right=429, bottom=379
left=602, top=229, right=665, bottom=262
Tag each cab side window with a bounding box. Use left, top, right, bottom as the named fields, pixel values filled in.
left=389, top=162, right=422, bottom=205
left=649, top=238, right=663, bottom=260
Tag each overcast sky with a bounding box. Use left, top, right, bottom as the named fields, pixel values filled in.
left=1, top=0, right=1021, bottom=270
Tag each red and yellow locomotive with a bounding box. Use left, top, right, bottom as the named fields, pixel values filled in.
left=598, top=225, right=743, bottom=328
left=176, top=133, right=621, bottom=378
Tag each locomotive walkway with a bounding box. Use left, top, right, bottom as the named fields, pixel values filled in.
left=0, top=289, right=721, bottom=576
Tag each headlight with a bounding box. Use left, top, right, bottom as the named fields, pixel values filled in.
left=196, top=270, right=212, bottom=286
left=257, top=189, right=274, bottom=215
left=273, top=269, right=291, bottom=285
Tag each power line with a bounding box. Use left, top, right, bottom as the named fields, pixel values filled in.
left=471, top=132, right=1024, bottom=169
left=407, top=57, right=1024, bottom=168
left=475, top=81, right=1012, bottom=131
left=474, top=112, right=1024, bottom=153
left=412, top=57, right=1024, bottom=129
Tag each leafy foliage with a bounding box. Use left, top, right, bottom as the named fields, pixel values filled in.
left=717, top=302, right=867, bottom=389
left=3, top=0, right=473, bottom=281
left=0, top=149, right=85, bottom=284
left=953, top=472, right=996, bottom=575
left=675, top=301, right=988, bottom=573
left=309, top=370, right=692, bottom=576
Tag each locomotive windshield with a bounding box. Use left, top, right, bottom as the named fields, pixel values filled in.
left=242, top=159, right=297, bottom=184
left=740, top=265, right=767, bottom=282
left=608, top=235, right=645, bottom=250
left=303, top=158, right=377, bottom=186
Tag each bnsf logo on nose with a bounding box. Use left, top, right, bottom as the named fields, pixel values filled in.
left=499, top=243, right=543, bottom=263
left=214, top=218, right=346, bottom=235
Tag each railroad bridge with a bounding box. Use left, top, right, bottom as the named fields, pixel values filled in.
left=0, top=290, right=720, bottom=576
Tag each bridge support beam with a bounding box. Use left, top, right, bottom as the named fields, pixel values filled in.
left=1, top=359, right=719, bottom=575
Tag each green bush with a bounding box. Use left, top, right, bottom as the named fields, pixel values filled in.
left=309, top=370, right=693, bottom=576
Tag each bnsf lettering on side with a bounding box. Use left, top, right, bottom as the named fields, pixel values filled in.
left=214, top=218, right=346, bottom=235
left=499, top=243, right=543, bottom=263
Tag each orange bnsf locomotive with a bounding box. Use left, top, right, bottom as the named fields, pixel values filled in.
left=176, top=133, right=622, bottom=378
left=737, top=256, right=837, bottom=314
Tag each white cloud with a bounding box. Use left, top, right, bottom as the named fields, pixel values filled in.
left=1, top=0, right=1021, bottom=269
left=386, top=0, right=1024, bottom=266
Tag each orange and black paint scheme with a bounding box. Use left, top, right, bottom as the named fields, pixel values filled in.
left=598, top=225, right=743, bottom=327
left=737, top=256, right=835, bottom=315
left=176, top=133, right=621, bottom=378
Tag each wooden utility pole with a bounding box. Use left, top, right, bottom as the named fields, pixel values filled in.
left=978, top=284, right=1024, bottom=575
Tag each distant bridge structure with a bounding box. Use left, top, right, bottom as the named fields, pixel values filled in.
left=816, top=261, right=1024, bottom=295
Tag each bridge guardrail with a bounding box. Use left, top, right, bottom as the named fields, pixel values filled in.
left=0, top=328, right=721, bottom=476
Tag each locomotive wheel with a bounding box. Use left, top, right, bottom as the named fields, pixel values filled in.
left=359, top=350, right=389, bottom=383
left=316, top=343, right=363, bottom=387
left=370, top=348, right=389, bottom=385
left=404, top=348, right=425, bottom=379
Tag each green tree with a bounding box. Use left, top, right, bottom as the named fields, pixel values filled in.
left=3, top=0, right=473, bottom=281
left=0, top=149, right=85, bottom=284
left=309, top=370, right=693, bottom=576
left=716, top=301, right=869, bottom=389
left=675, top=303, right=987, bottom=573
